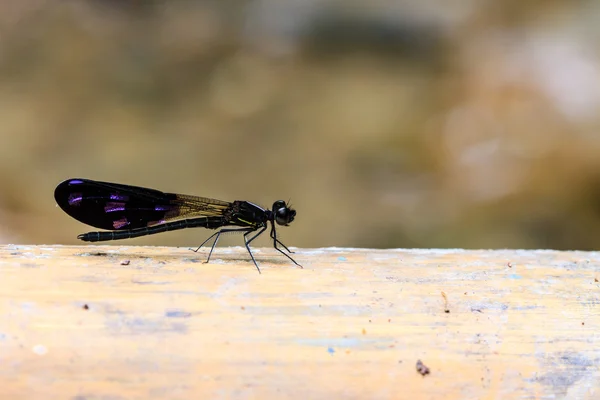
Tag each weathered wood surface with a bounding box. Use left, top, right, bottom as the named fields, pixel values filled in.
left=0, top=245, right=598, bottom=399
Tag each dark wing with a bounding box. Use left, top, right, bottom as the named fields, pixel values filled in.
left=54, top=178, right=231, bottom=231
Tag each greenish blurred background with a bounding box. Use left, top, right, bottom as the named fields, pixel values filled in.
left=1, top=1, right=599, bottom=250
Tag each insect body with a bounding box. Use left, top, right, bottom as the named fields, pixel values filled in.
left=54, top=178, right=300, bottom=273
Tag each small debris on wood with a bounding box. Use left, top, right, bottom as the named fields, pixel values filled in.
left=441, top=291, right=450, bottom=313
left=507, top=262, right=512, bottom=268
left=416, top=359, right=430, bottom=376
left=120, top=260, right=130, bottom=265
left=82, top=304, right=89, bottom=310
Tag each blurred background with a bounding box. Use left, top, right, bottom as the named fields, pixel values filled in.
left=0, top=0, right=599, bottom=250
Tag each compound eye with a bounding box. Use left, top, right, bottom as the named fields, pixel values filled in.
left=275, top=209, right=288, bottom=225
left=273, top=200, right=286, bottom=210
left=273, top=201, right=296, bottom=226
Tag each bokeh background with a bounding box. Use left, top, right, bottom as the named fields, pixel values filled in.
left=1, top=0, right=599, bottom=250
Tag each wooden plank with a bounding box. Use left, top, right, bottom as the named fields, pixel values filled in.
left=0, top=245, right=598, bottom=399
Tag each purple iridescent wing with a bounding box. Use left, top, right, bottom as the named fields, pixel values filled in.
left=54, top=178, right=231, bottom=231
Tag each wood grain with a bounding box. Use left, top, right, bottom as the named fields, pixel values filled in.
left=0, top=245, right=598, bottom=399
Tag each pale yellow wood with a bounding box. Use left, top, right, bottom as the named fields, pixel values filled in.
left=0, top=245, right=599, bottom=399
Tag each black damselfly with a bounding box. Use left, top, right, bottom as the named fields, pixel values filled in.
left=54, top=178, right=300, bottom=273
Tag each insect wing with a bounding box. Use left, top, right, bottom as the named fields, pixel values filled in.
left=54, top=178, right=183, bottom=231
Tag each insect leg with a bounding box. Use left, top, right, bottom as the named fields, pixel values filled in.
left=270, top=223, right=302, bottom=268
left=194, top=227, right=255, bottom=264
left=243, top=225, right=267, bottom=273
